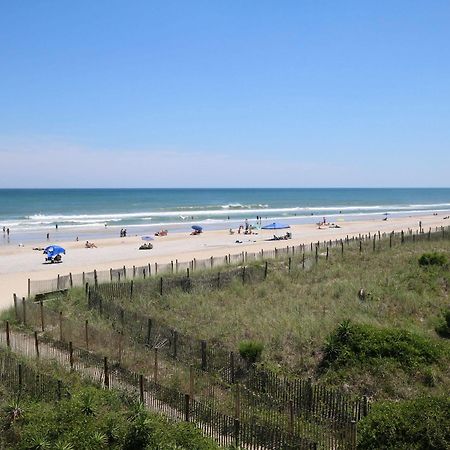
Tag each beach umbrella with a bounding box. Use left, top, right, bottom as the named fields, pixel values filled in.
left=43, top=245, right=66, bottom=258
left=261, top=222, right=290, bottom=230
left=141, top=236, right=154, bottom=241
left=192, top=225, right=203, bottom=232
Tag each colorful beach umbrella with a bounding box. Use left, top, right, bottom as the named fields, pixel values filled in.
left=261, top=222, right=290, bottom=230
left=192, top=225, right=203, bottom=231
left=43, top=245, right=66, bottom=258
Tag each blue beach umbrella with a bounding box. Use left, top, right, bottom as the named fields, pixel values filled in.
left=43, top=245, right=66, bottom=258
left=261, top=222, right=290, bottom=230
left=141, top=236, right=154, bottom=241
left=191, top=225, right=203, bottom=232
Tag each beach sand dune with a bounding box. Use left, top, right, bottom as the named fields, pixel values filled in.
left=0, top=214, right=447, bottom=311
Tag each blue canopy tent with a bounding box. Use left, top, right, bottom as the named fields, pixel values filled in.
left=191, top=225, right=203, bottom=232
left=43, top=245, right=65, bottom=263
left=261, top=222, right=290, bottom=230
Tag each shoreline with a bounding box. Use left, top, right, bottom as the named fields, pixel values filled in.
left=0, top=211, right=449, bottom=311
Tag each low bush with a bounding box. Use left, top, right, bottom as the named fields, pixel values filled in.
left=1, top=387, right=220, bottom=450
left=357, top=396, right=450, bottom=449
left=322, top=320, right=442, bottom=369
left=418, top=252, right=448, bottom=267
left=435, top=309, right=450, bottom=338
left=239, top=340, right=264, bottom=366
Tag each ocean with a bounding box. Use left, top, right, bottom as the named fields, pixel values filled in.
left=1, top=188, right=450, bottom=245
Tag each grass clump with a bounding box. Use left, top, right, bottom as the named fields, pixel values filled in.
left=435, top=309, right=450, bottom=338
left=322, top=320, right=442, bottom=370
left=357, top=395, right=450, bottom=449
left=239, top=340, right=264, bottom=367
left=418, top=252, right=448, bottom=267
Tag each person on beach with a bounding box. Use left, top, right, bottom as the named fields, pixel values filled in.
left=55, top=223, right=58, bottom=230
left=2, top=226, right=5, bottom=233
left=6, top=228, right=9, bottom=236
left=46, top=233, right=49, bottom=240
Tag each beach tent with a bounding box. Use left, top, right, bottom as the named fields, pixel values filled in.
left=191, top=225, right=203, bottom=232
left=261, top=222, right=290, bottom=230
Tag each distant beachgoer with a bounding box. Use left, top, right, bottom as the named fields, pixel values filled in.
left=120, top=228, right=123, bottom=237
left=2, top=226, right=5, bottom=233
left=123, top=228, right=127, bottom=237
left=6, top=228, right=9, bottom=236
left=76, top=236, right=79, bottom=241
left=55, top=223, right=58, bottom=230
left=46, top=233, right=49, bottom=240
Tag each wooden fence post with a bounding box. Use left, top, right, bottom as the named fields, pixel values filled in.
left=172, top=330, right=178, bottom=358
left=94, top=270, right=98, bottom=288
left=123, top=265, right=127, bottom=279
left=57, top=274, right=60, bottom=290
left=289, top=400, right=294, bottom=435
left=104, top=356, right=109, bottom=388
left=264, top=261, right=268, bottom=279
left=302, top=252, right=305, bottom=269
left=69, top=341, right=74, bottom=370
left=130, top=281, right=134, bottom=299
left=359, top=240, right=362, bottom=253
left=85, top=319, right=89, bottom=350
left=110, top=268, right=113, bottom=282
left=59, top=311, right=63, bottom=342
left=326, top=247, right=329, bottom=260
left=341, top=240, right=344, bottom=256
left=288, top=256, right=292, bottom=272
left=6, top=321, right=10, bottom=348
left=34, top=331, right=39, bottom=358
left=13, top=294, right=18, bottom=321
left=230, top=351, right=235, bottom=384
left=69, top=272, right=73, bottom=288
left=189, top=364, right=194, bottom=399
left=139, top=374, right=144, bottom=403
left=27, top=278, right=31, bottom=299
left=146, top=318, right=152, bottom=346
left=155, top=262, right=158, bottom=275
left=159, top=277, right=163, bottom=296
left=201, top=340, right=207, bottom=371
left=234, top=418, right=240, bottom=449
left=18, top=364, right=23, bottom=391
left=242, top=266, right=246, bottom=284
left=154, top=348, right=158, bottom=384
left=40, top=301, right=44, bottom=331
left=22, top=297, right=26, bottom=325
left=184, top=393, right=190, bottom=422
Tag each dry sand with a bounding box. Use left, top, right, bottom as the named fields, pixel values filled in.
left=0, top=213, right=448, bottom=311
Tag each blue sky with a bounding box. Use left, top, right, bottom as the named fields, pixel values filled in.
left=1, top=1, right=449, bottom=187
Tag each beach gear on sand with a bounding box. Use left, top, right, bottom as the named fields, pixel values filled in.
left=261, top=222, right=290, bottom=230
left=43, top=245, right=65, bottom=263
left=191, top=225, right=203, bottom=232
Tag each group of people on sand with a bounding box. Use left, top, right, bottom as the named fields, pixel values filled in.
left=120, top=228, right=127, bottom=237
left=2, top=226, right=10, bottom=236
left=230, top=219, right=258, bottom=235
left=317, top=217, right=341, bottom=230
left=85, top=241, right=97, bottom=248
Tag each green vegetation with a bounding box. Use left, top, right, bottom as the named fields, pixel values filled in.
left=0, top=386, right=219, bottom=450
left=357, top=396, right=450, bottom=450
left=435, top=309, right=450, bottom=338
left=238, top=340, right=264, bottom=367
left=418, top=251, right=448, bottom=267
left=322, top=320, right=442, bottom=369
left=27, top=237, right=450, bottom=399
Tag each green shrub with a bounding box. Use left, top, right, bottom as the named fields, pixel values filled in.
left=322, top=320, right=441, bottom=369
left=435, top=309, right=450, bottom=338
left=418, top=252, right=448, bottom=267
left=357, top=396, right=450, bottom=449
left=239, top=341, right=264, bottom=366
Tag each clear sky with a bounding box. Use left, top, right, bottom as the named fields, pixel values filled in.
left=1, top=1, right=449, bottom=188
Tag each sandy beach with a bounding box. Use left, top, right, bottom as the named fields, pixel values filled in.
left=0, top=212, right=448, bottom=311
